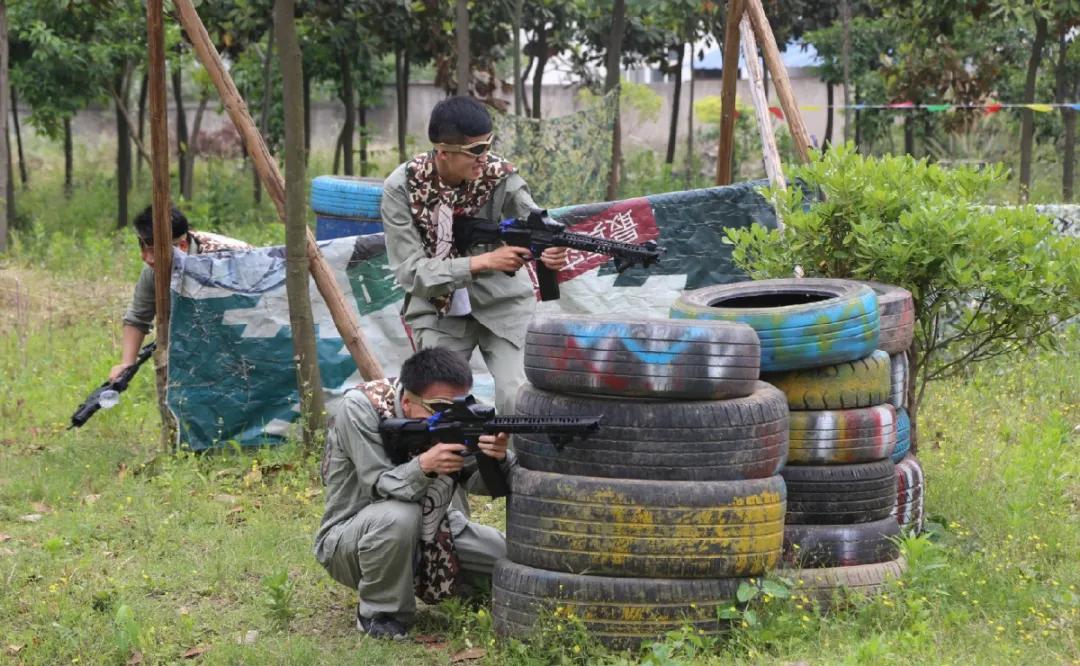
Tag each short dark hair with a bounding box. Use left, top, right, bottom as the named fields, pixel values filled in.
left=428, top=96, right=492, bottom=144
left=134, top=205, right=189, bottom=246
left=399, top=348, right=473, bottom=395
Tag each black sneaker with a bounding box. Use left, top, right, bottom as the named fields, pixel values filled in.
left=356, top=610, right=408, bottom=641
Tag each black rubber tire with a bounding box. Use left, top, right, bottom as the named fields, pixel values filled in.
left=781, top=460, right=896, bottom=525
left=492, top=559, right=744, bottom=650
left=507, top=468, right=785, bottom=578
left=514, top=382, right=788, bottom=481
left=524, top=315, right=760, bottom=400
left=782, top=517, right=900, bottom=568
left=889, top=352, right=908, bottom=409
left=784, top=558, right=906, bottom=608
left=787, top=404, right=898, bottom=464
left=893, top=454, right=925, bottom=534
left=309, top=175, right=383, bottom=218
left=862, top=281, right=915, bottom=355
left=671, top=278, right=880, bottom=372
left=890, top=409, right=911, bottom=463
left=763, top=350, right=890, bottom=411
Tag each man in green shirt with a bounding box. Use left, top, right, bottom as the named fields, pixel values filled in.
left=381, top=96, right=567, bottom=415
left=315, top=347, right=512, bottom=640
left=109, top=205, right=250, bottom=382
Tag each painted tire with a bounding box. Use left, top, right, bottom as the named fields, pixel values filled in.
left=890, top=409, right=911, bottom=463
left=782, top=517, right=900, bottom=568
left=781, top=460, right=896, bottom=525
left=670, top=278, right=880, bottom=372
left=507, top=468, right=785, bottom=578
left=524, top=315, right=760, bottom=400
left=889, top=352, right=908, bottom=409
left=763, top=349, right=890, bottom=411
left=892, top=454, right=925, bottom=534
left=493, top=559, right=744, bottom=650
left=787, top=404, right=897, bottom=464
left=515, top=382, right=788, bottom=481
left=785, top=558, right=906, bottom=608
left=862, top=281, right=915, bottom=355
left=309, top=175, right=383, bottom=218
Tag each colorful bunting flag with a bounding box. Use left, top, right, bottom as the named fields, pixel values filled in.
left=925, top=104, right=951, bottom=112
left=1025, top=104, right=1054, bottom=113
left=984, top=102, right=1003, bottom=115
left=768, top=106, right=784, bottom=120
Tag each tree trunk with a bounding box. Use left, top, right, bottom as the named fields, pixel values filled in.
left=275, top=0, right=326, bottom=449
left=520, top=55, right=534, bottom=117
left=115, top=72, right=132, bottom=229
left=531, top=24, right=549, bottom=120
left=10, top=84, right=24, bottom=187
left=513, top=0, right=523, bottom=116
left=903, top=113, right=914, bottom=156
left=854, top=90, right=862, bottom=151
left=824, top=82, right=834, bottom=150
left=1055, top=31, right=1074, bottom=203
left=333, top=124, right=344, bottom=174
left=182, top=93, right=208, bottom=199
left=359, top=103, right=368, bottom=175
left=341, top=51, right=355, bottom=176
left=395, top=48, right=409, bottom=163
left=665, top=44, right=685, bottom=165
left=604, top=0, right=626, bottom=200
left=63, top=116, right=73, bottom=197
left=685, top=53, right=695, bottom=187
left=0, top=1, right=9, bottom=252
left=839, top=0, right=852, bottom=143
left=302, top=64, right=311, bottom=162
left=1064, top=82, right=1077, bottom=203
left=455, top=0, right=470, bottom=95
left=136, top=72, right=148, bottom=176
left=1018, top=15, right=1048, bottom=203
left=256, top=24, right=275, bottom=205
left=172, top=65, right=188, bottom=197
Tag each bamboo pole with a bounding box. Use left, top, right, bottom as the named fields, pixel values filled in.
left=147, top=0, right=175, bottom=448
left=173, top=0, right=385, bottom=381
left=739, top=14, right=786, bottom=202
left=715, top=0, right=742, bottom=185
left=744, top=0, right=811, bottom=163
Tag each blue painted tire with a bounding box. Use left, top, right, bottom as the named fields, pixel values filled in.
left=890, top=408, right=911, bottom=463
left=524, top=314, right=761, bottom=399
left=310, top=175, right=383, bottom=218
left=670, top=278, right=880, bottom=372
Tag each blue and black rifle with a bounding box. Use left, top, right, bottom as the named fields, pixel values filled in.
left=453, top=208, right=664, bottom=301
left=69, top=342, right=156, bottom=429
left=379, top=395, right=601, bottom=498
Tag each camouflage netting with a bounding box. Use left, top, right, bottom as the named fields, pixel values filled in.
left=492, top=91, right=617, bottom=209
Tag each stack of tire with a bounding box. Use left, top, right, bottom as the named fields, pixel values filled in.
left=309, top=175, right=384, bottom=239
left=491, top=314, right=791, bottom=650
left=863, top=281, right=925, bottom=536
left=671, top=278, right=909, bottom=605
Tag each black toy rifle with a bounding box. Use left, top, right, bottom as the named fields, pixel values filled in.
left=69, top=342, right=156, bottom=429
left=379, top=395, right=601, bottom=498
left=453, top=208, right=664, bottom=301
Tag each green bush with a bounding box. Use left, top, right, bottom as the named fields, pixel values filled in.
left=726, top=144, right=1080, bottom=422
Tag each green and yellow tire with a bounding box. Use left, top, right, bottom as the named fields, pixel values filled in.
left=763, top=350, right=891, bottom=411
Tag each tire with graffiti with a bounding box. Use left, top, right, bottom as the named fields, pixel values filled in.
left=782, top=459, right=897, bottom=524
left=889, top=351, right=908, bottom=409
left=892, top=454, right=925, bottom=533
left=890, top=408, right=911, bottom=463
left=782, top=516, right=901, bottom=568
left=309, top=175, right=383, bottom=219
left=786, top=404, right=898, bottom=464
left=492, top=559, right=744, bottom=650
left=763, top=349, right=891, bottom=411
left=514, top=382, right=788, bottom=481
left=506, top=468, right=785, bottom=578
left=861, top=281, right=915, bottom=355
left=671, top=278, right=880, bottom=372
left=784, top=558, right=906, bottom=608
left=524, top=315, right=761, bottom=399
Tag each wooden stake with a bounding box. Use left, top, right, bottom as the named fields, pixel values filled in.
left=744, top=0, right=812, bottom=163
left=147, top=0, right=175, bottom=448
left=173, top=0, right=385, bottom=381
left=715, top=0, right=742, bottom=185
left=739, top=14, right=786, bottom=203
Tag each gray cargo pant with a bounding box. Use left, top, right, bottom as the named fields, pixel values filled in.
left=415, top=319, right=526, bottom=415
left=320, top=499, right=506, bottom=623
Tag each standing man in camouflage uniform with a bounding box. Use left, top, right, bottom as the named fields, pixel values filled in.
left=109, top=205, right=251, bottom=382
left=315, top=347, right=513, bottom=640
left=381, top=96, right=568, bottom=415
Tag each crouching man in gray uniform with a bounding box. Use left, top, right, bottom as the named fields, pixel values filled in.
left=314, top=348, right=512, bottom=640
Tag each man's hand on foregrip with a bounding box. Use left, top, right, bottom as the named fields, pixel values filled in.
left=540, top=247, right=568, bottom=271
left=476, top=433, right=509, bottom=460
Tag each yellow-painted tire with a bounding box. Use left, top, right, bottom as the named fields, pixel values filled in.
left=507, top=468, right=785, bottom=578
left=763, top=350, right=891, bottom=411
left=493, top=559, right=744, bottom=650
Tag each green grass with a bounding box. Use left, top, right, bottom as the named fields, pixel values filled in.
left=1, top=139, right=1078, bottom=665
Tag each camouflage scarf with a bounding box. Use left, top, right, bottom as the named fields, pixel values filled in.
left=189, top=230, right=253, bottom=253
left=359, top=379, right=460, bottom=605
left=405, top=151, right=515, bottom=315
